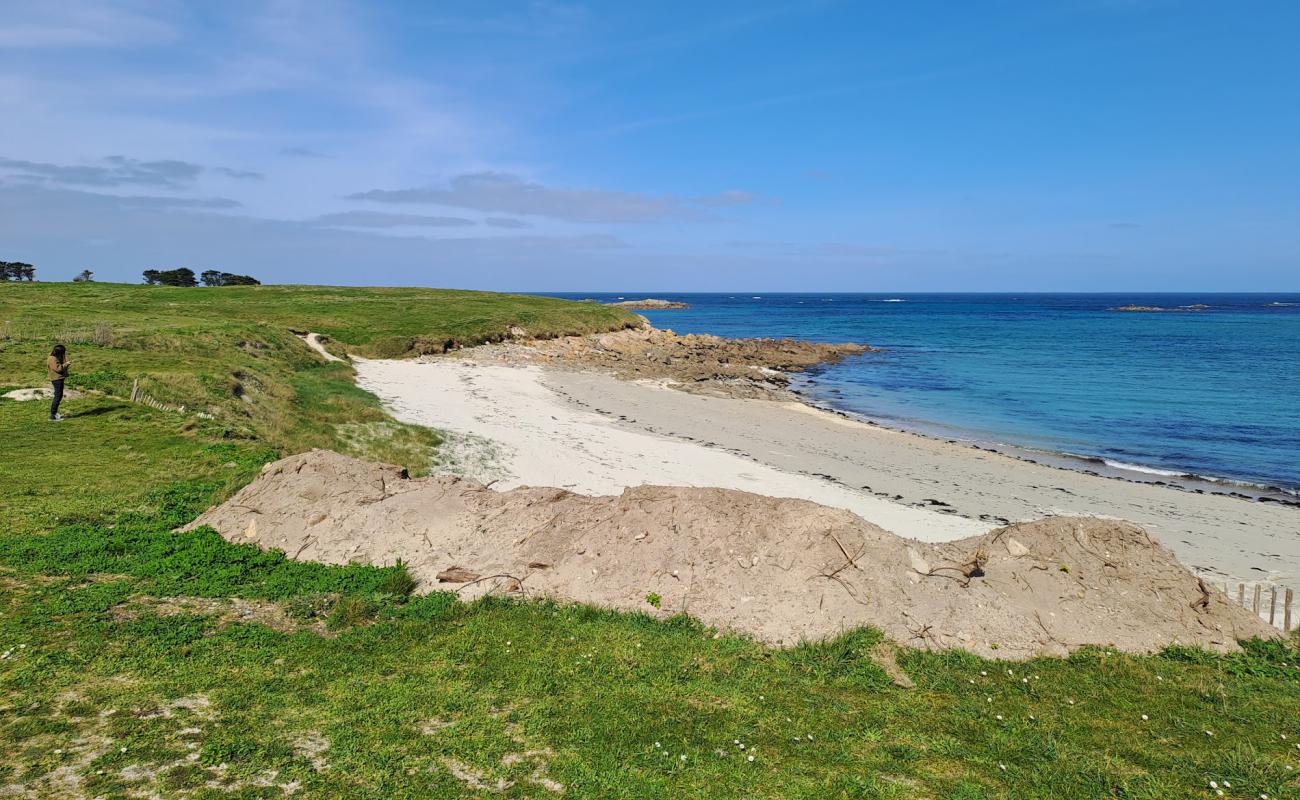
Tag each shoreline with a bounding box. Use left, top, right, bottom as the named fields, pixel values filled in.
left=348, top=334, right=1300, bottom=585
left=788, top=375, right=1300, bottom=508
left=538, top=369, right=1300, bottom=584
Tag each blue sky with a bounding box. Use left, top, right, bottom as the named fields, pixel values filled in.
left=1, top=0, right=1297, bottom=290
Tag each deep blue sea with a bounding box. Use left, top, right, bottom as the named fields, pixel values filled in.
left=548, top=293, right=1300, bottom=495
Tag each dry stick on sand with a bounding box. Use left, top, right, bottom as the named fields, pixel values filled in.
left=451, top=573, right=530, bottom=596
left=809, top=529, right=871, bottom=605
left=916, top=546, right=989, bottom=588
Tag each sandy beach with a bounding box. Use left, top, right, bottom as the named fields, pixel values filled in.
left=352, top=352, right=1300, bottom=586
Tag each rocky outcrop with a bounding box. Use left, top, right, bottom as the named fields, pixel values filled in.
left=188, top=450, right=1279, bottom=659
left=605, top=299, right=690, bottom=310
left=1110, top=304, right=1209, bottom=312
left=449, top=325, right=873, bottom=398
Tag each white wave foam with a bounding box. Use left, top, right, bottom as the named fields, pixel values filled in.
left=1101, top=459, right=1186, bottom=478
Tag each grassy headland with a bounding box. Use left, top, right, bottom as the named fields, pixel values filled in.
left=0, top=282, right=1297, bottom=799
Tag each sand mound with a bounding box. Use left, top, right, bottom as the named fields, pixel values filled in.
left=188, top=450, right=1276, bottom=659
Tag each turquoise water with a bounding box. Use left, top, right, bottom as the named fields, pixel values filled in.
left=551, top=294, right=1300, bottom=495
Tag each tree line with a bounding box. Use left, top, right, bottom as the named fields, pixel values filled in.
left=0, top=262, right=36, bottom=280
left=1, top=262, right=261, bottom=286
left=143, top=268, right=261, bottom=287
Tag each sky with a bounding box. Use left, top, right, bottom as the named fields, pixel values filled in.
left=1, top=0, right=1298, bottom=291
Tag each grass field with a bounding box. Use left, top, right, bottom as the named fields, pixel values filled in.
left=1, top=283, right=1298, bottom=799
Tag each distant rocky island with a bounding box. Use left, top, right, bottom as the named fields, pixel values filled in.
left=604, top=298, right=690, bottom=310
left=1109, top=304, right=1209, bottom=312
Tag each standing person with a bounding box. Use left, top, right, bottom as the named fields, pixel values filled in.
left=47, top=344, right=70, bottom=421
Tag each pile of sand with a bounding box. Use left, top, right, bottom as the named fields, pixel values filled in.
left=449, top=326, right=873, bottom=397
left=188, top=450, right=1276, bottom=659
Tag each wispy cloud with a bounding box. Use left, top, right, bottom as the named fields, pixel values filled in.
left=0, top=155, right=264, bottom=189
left=314, top=210, right=476, bottom=228
left=484, top=217, right=533, bottom=229
left=696, top=190, right=759, bottom=207
left=0, top=1, right=180, bottom=49
left=348, top=172, right=712, bottom=224
left=281, top=146, right=327, bottom=158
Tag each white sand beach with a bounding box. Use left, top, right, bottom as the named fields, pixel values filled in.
left=353, top=356, right=1300, bottom=584
left=354, top=358, right=988, bottom=542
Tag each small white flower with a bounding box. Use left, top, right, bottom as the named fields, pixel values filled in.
left=1021, top=678, right=1028, bottom=684
left=806, top=734, right=813, bottom=741
left=980, top=671, right=987, bottom=676
left=1067, top=700, right=1075, bottom=706
left=968, top=679, right=975, bottom=685
left=1210, top=782, right=1218, bottom=789
left=679, top=754, right=687, bottom=761
left=120, top=746, right=127, bottom=753
left=995, top=715, right=1003, bottom=721
left=747, top=755, right=755, bottom=762
left=1028, top=715, right=1036, bottom=721
left=654, top=741, right=661, bottom=748
left=1141, top=714, right=1148, bottom=721
left=1205, top=730, right=1214, bottom=737
left=54, top=749, right=63, bottom=755
left=999, top=763, right=1006, bottom=771
left=1224, top=781, right=1231, bottom=788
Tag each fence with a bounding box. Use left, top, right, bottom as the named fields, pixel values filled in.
left=129, top=379, right=187, bottom=414
left=1218, top=580, right=1296, bottom=633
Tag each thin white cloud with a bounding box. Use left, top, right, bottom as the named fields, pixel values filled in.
left=348, top=172, right=712, bottom=224
left=0, top=1, right=180, bottom=49
left=484, top=217, right=533, bottom=229
left=696, top=190, right=759, bottom=207
left=0, top=155, right=261, bottom=189
left=315, top=210, right=476, bottom=228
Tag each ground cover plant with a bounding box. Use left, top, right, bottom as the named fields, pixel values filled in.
left=1, top=283, right=1298, bottom=799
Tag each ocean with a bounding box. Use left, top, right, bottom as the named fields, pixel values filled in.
left=548, top=293, right=1300, bottom=497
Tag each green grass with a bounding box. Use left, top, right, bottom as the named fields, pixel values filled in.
left=2, top=283, right=1298, bottom=799
left=0, top=283, right=637, bottom=485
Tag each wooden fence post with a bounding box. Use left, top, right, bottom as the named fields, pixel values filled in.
left=130, top=379, right=139, bottom=402
left=1252, top=584, right=1262, bottom=615
left=1269, top=586, right=1278, bottom=626
left=1237, top=583, right=1245, bottom=607
left=1285, top=588, right=1294, bottom=632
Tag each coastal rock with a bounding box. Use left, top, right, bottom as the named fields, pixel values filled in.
left=443, top=324, right=874, bottom=398
left=1109, top=304, right=1209, bottom=312
left=2, top=386, right=87, bottom=402
left=604, top=298, right=690, bottom=310
left=189, top=450, right=1278, bottom=660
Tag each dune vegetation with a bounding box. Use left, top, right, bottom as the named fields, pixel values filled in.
left=1, top=282, right=1297, bottom=799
